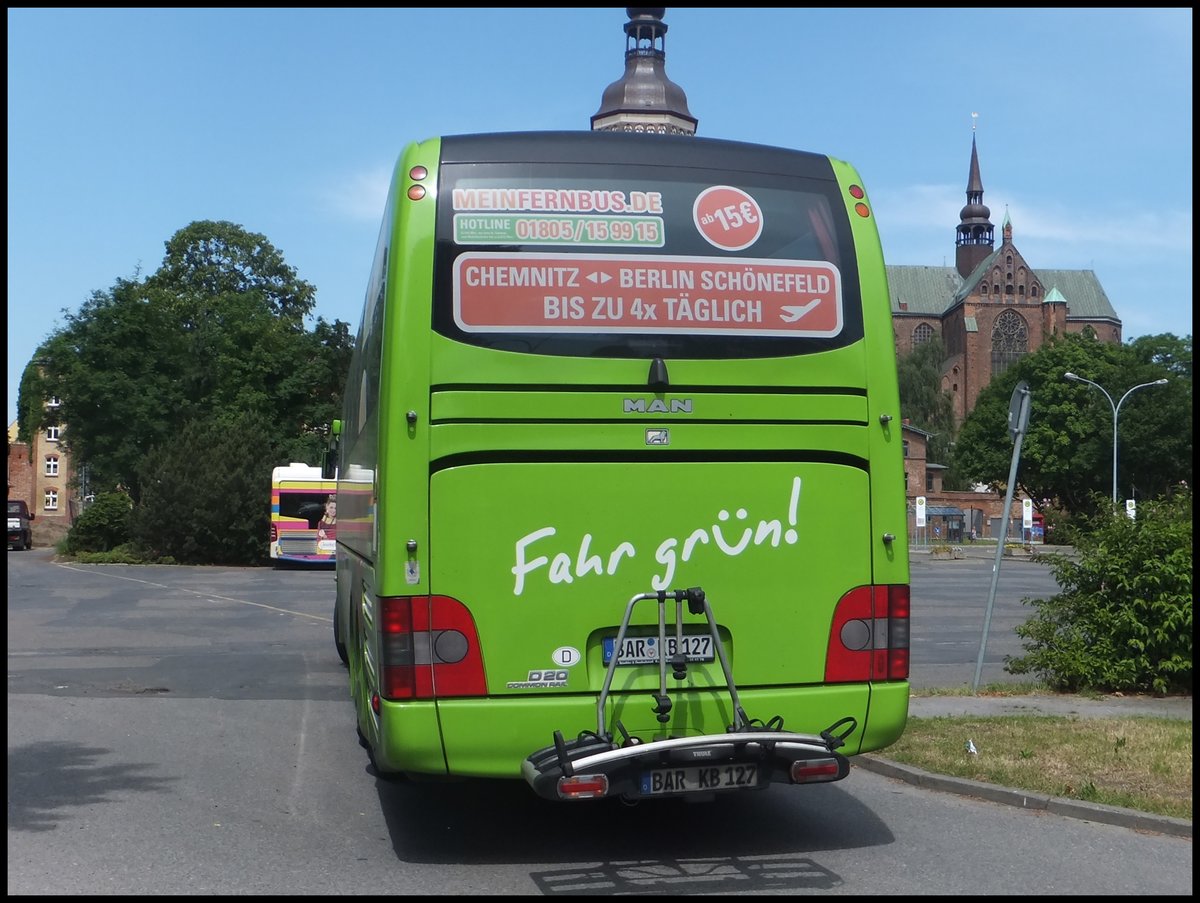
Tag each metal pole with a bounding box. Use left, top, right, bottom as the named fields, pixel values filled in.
left=973, top=385, right=1030, bottom=693
left=1111, top=401, right=1119, bottom=505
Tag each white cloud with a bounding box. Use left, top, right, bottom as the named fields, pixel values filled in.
left=872, top=183, right=963, bottom=231
left=876, top=183, right=1193, bottom=254
left=321, top=165, right=393, bottom=222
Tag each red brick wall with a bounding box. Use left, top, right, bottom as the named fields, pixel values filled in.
left=7, top=441, right=34, bottom=503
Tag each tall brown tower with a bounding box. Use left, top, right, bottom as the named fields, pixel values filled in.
left=591, top=8, right=698, bottom=135
left=955, top=132, right=995, bottom=278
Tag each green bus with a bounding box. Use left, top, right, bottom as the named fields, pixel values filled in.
left=330, top=130, right=910, bottom=802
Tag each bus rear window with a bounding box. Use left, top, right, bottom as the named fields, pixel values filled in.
left=433, top=162, right=865, bottom=359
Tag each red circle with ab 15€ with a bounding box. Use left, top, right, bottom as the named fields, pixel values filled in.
left=693, top=185, right=765, bottom=251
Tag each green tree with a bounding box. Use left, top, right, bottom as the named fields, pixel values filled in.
left=133, top=413, right=286, bottom=565
left=1006, top=487, right=1192, bottom=695
left=20, top=221, right=354, bottom=507
left=896, top=336, right=965, bottom=489
left=22, top=278, right=192, bottom=496
left=952, top=333, right=1190, bottom=517
left=150, top=219, right=315, bottom=322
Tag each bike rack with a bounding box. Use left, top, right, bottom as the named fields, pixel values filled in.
left=521, top=585, right=858, bottom=801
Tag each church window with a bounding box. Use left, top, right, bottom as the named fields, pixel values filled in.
left=991, top=310, right=1029, bottom=377
left=981, top=283, right=988, bottom=295
left=913, top=323, right=933, bottom=345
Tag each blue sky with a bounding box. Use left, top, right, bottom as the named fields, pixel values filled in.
left=7, top=7, right=1193, bottom=425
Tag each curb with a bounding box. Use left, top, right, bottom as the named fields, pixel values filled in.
left=855, top=755, right=1192, bottom=838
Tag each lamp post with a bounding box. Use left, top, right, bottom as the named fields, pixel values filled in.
left=1063, top=372, right=1169, bottom=505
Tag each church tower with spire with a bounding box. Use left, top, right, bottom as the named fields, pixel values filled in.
left=591, top=8, right=697, bottom=135
left=955, top=132, right=994, bottom=279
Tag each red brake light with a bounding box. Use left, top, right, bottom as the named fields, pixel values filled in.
left=379, top=596, right=486, bottom=700
left=825, top=584, right=910, bottom=683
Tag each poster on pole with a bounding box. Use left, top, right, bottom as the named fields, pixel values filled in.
left=915, top=496, right=926, bottom=528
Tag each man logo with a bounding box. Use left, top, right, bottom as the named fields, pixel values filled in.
left=623, top=398, right=693, bottom=414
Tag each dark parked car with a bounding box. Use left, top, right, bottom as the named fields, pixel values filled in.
left=8, top=499, right=34, bottom=550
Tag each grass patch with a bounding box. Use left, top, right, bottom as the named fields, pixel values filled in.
left=876, top=714, right=1192, bottom=820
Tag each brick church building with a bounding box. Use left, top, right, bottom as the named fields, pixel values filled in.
left=890, top=133, right=1122, bottom=539
left=888, top=133, right=1122, bottom=424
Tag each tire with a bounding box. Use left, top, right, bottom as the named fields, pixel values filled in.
left=333, top=603, right=348, bottom=666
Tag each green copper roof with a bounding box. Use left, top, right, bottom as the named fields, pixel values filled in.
left=887, top=265, right=962, bottom=316
left=886, top=263, right=1119, bottom=323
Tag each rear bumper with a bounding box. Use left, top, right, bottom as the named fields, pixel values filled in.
left=377, top=682, right=908, bottom=780
left=522, top=726, right=851, bottom=801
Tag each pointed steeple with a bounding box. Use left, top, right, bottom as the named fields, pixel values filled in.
left=591, top=8, right=698, bottom=136
left=1044, top=285, right=1067, bottom=304
left=955, top=129, right=995, bottom=279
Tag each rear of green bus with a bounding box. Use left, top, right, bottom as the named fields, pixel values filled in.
left=336, top=130, right=909, bottom=802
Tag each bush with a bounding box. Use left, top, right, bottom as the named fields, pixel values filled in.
left=132, top=413, right=276, bottom=566
left=63, top=491, right=133, bottom=554
left=1006, top=487, right=1192, bottom=695
left=72, top=543, right=167, bottom=564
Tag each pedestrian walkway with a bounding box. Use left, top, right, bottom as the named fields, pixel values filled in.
left=906, top=691, right=1192, bottom=721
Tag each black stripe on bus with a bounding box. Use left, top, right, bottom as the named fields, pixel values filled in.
left=430, top=383, right=868, bottom=396
left=429, top=418, right=867, bottom=426
left=428, top=449, right=868, bottom=474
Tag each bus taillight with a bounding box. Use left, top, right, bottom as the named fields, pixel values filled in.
left=379, top=596, right=487, bottom=700
left=824, top=585, right=910, bottom=683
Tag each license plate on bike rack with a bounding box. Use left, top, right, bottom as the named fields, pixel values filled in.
left=639, top=763, right=762, bottom=796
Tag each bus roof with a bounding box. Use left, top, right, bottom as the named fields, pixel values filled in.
left=271, top=463, right=327, bottom=481
left=438, top=130, right=834, bottom=176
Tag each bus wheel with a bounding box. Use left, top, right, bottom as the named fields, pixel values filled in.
left=334, top=614, right=348, bottom=666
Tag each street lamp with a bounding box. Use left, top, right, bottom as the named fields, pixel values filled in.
left=1063, top=372, right=1169, bottom=505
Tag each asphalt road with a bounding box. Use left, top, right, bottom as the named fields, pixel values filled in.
left=7, top=549, right=1192, bottom=895
left=907, top=548, right=1065, bottom=690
